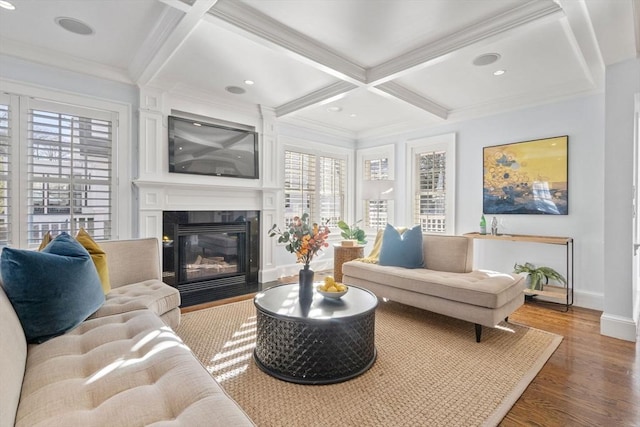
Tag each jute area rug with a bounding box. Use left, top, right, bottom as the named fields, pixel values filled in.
left=175, top=298, right=562, bottom=427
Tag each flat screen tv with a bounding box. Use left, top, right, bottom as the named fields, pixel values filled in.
left=168, top=115, right=259, bottom=179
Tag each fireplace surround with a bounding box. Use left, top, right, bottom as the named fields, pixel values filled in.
left=162, top=210, right=259, bottom=307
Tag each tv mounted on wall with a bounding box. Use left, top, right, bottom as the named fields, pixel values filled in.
left=168, top=115, right=259, bottom=179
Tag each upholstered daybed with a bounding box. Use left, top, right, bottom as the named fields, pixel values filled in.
left=342, top=231, right=525, bottom=342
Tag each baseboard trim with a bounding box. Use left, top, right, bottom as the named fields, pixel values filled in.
left=573, top=289, right=603, bottom=311
left=600, top=313, right=638, bottom=342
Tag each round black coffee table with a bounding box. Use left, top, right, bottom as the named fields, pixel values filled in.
left=253, top=283, right=377, bottom=385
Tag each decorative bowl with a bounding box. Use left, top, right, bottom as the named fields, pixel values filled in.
left=317, top=285, right=348, bottom=299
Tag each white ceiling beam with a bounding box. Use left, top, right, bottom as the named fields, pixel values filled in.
left=372, top=82, right=448, bottom=120
left=367, top=0, right=564, bottom=85
left=275, top=81, right=359, bottom=117
left=207, top=0, right=366, bottom=85
left=132, top=0, right=219, bottom=86
left=555, top=0, right=604, bottom=90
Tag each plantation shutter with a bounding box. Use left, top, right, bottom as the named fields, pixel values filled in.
left=284, top=150, right=316, bottom=226
left=0, top=98, right=11, bottom=245
left=319, top=156, right=345, bottom=227
left=364, top=158, right=390, bottom=229
left=284, top=150, right=345, bottom=227
left=27, top=102, right=113, bottom=244
left=414, top=150, right=446, bottom=233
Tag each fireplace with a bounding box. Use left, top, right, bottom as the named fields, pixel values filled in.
left=162, top=210, right=259, bottom=307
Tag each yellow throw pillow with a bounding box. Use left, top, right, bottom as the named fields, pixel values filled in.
left=37, top=231, right=52, bottom=251
left=76, top=228, right=111, bottom=294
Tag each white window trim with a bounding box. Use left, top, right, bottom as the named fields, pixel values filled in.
left=406, top=133, right=456, bottom=235
left=356, top=144, right=395, bottom=230
left=0, top=79, right=131, bottom=244
left=278, top=135, right=354, bottom=235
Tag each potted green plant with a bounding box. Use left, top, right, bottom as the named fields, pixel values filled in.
left=337, top=220, right=367, bottom=246
left=513, top=262, right=567, bottom=291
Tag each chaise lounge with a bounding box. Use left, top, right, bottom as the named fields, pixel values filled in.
left=342, top=233, right=525, bottom=342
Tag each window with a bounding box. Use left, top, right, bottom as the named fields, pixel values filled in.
left=364, top=158, right=391, bottom=229
left=358, top=144, right=394, bottom=230
left=0, top=98, right=11, bottom=245
left=408, top=134, right=456, bottom=234
left=0, top=93, right=115, bottom=247
left=415, top=150, right=447, bottom=233
left=284, top=149, right=345, bottom=227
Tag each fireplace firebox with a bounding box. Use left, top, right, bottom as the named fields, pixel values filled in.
left=162, top=210, right=259, bottom=307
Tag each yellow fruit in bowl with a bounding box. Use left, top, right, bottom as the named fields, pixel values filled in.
left=327, top=286, right=338, bottom=292
left=324, top=276, right=335, bottom=285
left=336, top=284, right=347, bottom=292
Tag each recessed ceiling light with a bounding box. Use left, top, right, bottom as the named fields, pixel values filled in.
left=192, top=122, right=201, bottom=126
left=349, top=113, right=357, bottom=118
left=244, top=80, right=254, bottom=85
left=327, top=106, right=342, bottom=113
left=473, top=53, right=501, bottom=66
left=226, top=86, right=246, bottom=94
left=55, top=17, right=94, bottom=35
left=0, top=1, right=16, bottom=10
left=493, top=69, right=506, bottom=76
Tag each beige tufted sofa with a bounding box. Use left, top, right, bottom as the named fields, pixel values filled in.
left=1, top=237, right=254, bottom=427
left=342, top=234, right=525, bottom=342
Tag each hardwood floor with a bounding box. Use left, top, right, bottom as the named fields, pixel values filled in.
left=182, top=284, right=639, bottom=426
left=503, top=302, right=639, bottom=426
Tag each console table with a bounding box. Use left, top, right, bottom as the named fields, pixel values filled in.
left=464, top=232, right=574, bottom=311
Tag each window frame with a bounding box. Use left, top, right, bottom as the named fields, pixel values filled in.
left=279, top=136, right=353, bottom=234
left=0, top=80, right=130, bottom=247
left=406, top=133, right=456, bottom=235
left=356, top=144, right=395, bottom=231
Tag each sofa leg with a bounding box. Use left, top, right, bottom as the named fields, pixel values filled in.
left=505, top=316, right=509, bottom=322
left=474, top=324, right=482, bottom=343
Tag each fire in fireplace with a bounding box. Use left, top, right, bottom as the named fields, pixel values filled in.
left=162, top=211, right=259, bottom=307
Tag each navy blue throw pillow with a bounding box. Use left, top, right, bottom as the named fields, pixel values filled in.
left=1, top=232, right=105, bottom=343
left=378, top=224, right=424, bottom=269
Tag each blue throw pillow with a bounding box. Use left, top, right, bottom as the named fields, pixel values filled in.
left=378, top=224, right=424, bottom=269
left=1, top=232, right=105, bottom=343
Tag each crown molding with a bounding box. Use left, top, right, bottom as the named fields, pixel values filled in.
left=0, top=39, right=132, bottom=84
left=372, top=82, right=449, bottom=120
left=207, top=0, right=366, bottom=84
left=275, top=81, right=358, bottom=117
left=367, top=0, right=564, bottom=84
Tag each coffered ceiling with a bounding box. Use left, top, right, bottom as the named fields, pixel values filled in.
left=0, top=0, right=638, bottom=138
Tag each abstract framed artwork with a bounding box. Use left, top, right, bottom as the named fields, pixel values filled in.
left=483, top=135, right=568, bottom=215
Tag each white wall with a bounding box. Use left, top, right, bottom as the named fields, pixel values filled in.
left=602, top=57, right=640, bottom=341
left=358, top=93, right=606, bottom=310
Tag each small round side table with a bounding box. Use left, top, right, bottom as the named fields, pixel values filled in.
left=333, top=243, right=364, bottom=282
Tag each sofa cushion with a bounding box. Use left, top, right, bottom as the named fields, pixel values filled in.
left=0, top=232, right=105, bottom=343
left=342, top=261, right=524, bottom=309
left=379, top=224, right=423, bottom=269
left=76, top=228, right=111, bottom=294
left=15, top=310, right=253, bottom=426
left=89, top=279, right=181, bottom=325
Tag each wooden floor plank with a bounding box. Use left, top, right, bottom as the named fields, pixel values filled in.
left=503, top=302, right=639, bottom=426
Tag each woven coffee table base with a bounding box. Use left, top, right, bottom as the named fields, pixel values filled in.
left=254, top=309, right=376, bottom=385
